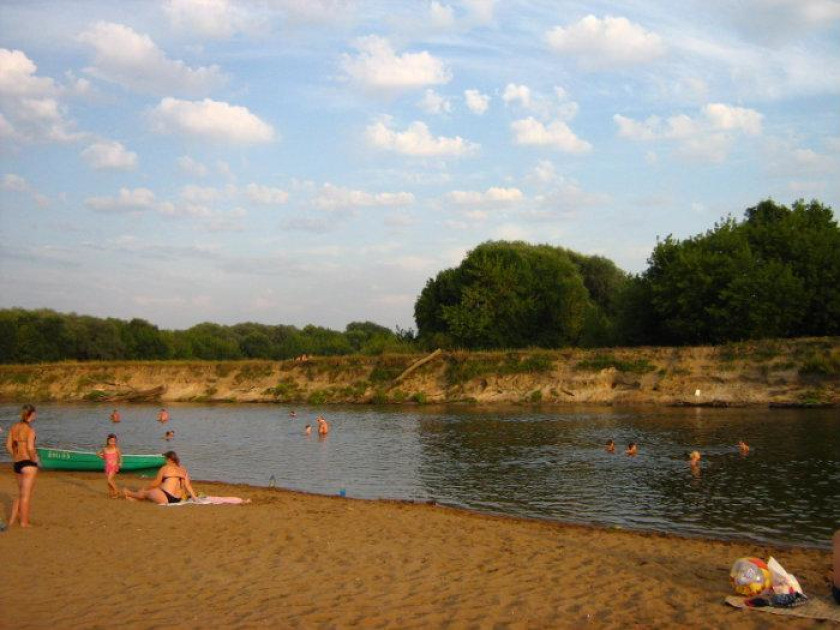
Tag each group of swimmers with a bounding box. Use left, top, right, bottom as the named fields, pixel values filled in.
left=303, top=414, right=330, bottom=437
left=603, top=438, right=751, bottom=474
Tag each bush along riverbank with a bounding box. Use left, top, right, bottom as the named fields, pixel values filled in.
left=0, top=337, right=838, bottom=408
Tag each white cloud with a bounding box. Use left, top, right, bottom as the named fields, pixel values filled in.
left=2, top=173, right=29, bottom=193
left=418, top=89, right=452, bottom=114
left=429, top=2, right=455, bottom=28
left=85, top=187, right=157, bottom=212
left=0, top=48, right=56, bottom=97
left=80, top=140, right=137, bottom=170
left=511, top=117, right=591, bottom=153
left=502, top=83, right=532, bottom=108
left=177, top=155, right=208, bottom=177
left=464, top=89, right=489, bottom=114
left=546, top=15, right=665, bottom=70
left=366, top=117, right=479, bottom=157
left=0, top=48, right=81, bottom=143
left=703, top=103, right=762, bottom=135
left=78, top=22, right=226, bottom=95
left=150, top=97, right=275, bottom=144
left=463, top=0, right=495, bottom=24
left=613, top=103, right=763, bottom=163
left=341, top=35, right=451, bottom=92
left=164, top=0, right=257, bottom=39
left=245, top=183, right=289, bottom=205
left=311, top=183, right=415, bottom=211
left=446, top=187, right=523, bottom=205
left=535, top=179, right=610, bottom=213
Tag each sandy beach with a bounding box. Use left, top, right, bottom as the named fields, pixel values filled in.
left=0, top=471, right=833, bottom=629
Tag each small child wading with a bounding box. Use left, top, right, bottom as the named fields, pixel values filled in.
left=98, top=434, right=123, bottom=498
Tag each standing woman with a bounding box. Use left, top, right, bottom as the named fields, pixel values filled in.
left=5, top=404, right=39, bottom=527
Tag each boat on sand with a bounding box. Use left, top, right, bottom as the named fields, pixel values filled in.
left=37, top=447, right=165, bottom=471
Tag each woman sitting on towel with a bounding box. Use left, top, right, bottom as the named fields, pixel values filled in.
left=123, top=451, right=197, bottom=505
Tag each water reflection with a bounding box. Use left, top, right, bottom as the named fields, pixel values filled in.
left=0, top=402, right=836, bottom=548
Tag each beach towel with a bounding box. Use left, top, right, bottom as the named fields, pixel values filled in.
left=162, top=496, right=250, bottom=506
left=725, top=595, right=840, bottom=622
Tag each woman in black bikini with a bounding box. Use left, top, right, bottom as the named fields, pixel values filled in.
left=122, top=451, right=198, bottom=505
left=5, top=403, right=39, bottom=527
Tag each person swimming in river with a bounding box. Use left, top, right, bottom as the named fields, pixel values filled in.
left=304, top=424, right=312, bottom=436
left=605, top=439, right=615, bottom=453
left=737, top=439, right=750, bottom=455
left=110, top=409, right=121, bottom=423
left=626, top=442, right=638, bottom=456
left=97, top=433, right=123, bottom=498
left=164, top=430, right=175, bottom=441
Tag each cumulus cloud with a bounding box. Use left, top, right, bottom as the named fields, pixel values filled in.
left=164, top=0, right=257, bottom=39
left=546, top=15, right=665, bottom=70
left=464, top=89, right=489, bottom=114
left=366, top=117, right=479, bottom=157
left=502, top=83, right=532, bottom=108
left=311, top=183, right=415, bottom=211
left=1, top=173, right=49, bottom=207
left=85, top=187, right=157, bottom=212
left=177, top=155, right=208, bottom=177
left=78, top=22, right=226, bottom=95
left=245, top=183, right=289, bottom=205
left=149, top=97, right=275, bottom=144
left=446, top=187, right=523, bottom=205
left=418, top=89, right=452, bottom=114
left=511, top=117, right=592, bottom=153
left=429, top=1, right=456, bottom=28
left=80, top=140, right=137, bottom=170
left=341, top=35, right=451, bottom=93
left=0, top=48, right=82, bottom=143
left=463, top=0, right=495, bottom=24
left=614, top=103, right=763, bottom=162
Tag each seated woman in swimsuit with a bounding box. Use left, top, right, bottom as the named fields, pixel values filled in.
left=122, top=451, right=198, bottom=505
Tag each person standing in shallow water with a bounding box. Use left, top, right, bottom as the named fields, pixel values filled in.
left=626, top=442, right=638, bottom=456
left=5, top=404, right=39, bottom=527
left=157, top=408, right=169, bottom=423
left=317, top=415, right=329, bottom=436
left=110, top=409, right=121, bottom=423
left=605, top=439, right=615, bottom=453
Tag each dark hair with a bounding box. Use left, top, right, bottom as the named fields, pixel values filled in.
left=20, top=403, right=36, bottom=422
left=163, top=450, right=180, bottom=464
left=605, top=439, right=614, bottom=445
left=107, top=433, right=117, bottom=440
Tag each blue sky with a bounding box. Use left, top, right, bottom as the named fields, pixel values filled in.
left=1, top=0, right=839, bottom=331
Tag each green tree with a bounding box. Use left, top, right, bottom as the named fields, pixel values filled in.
left=415, top=241, right=593, bottom=349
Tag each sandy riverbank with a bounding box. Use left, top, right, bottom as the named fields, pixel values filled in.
left=0, top=471, right=834, bottom=629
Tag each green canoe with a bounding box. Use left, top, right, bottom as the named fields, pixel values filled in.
left=36, top=448, right=166, bottom=471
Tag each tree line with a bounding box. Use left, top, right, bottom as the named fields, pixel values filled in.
left=0, top=312, right=414, bottom=363
left=1, top=198, right=837, bottom=363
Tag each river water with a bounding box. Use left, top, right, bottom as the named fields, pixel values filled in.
left=2, top=402, right=837, bottom=549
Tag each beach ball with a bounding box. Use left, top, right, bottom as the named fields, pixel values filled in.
left=730, top=557, right=771, bottom=596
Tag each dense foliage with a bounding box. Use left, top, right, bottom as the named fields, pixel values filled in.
left=0, top=310, right=413, bottom=364
left=414, top=241, right=628, bottom=349
left=621, top=199, right=840, bottom=345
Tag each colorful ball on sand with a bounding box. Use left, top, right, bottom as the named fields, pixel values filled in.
left=730, top=557, right=772, bottom=596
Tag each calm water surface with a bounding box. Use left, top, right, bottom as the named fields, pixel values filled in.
left=2, top=403, right=837, bottom=549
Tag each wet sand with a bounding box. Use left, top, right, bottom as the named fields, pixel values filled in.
left=0, top=471, right=833, bottom=629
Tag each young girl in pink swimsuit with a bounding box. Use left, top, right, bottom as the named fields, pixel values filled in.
left=97, top=434, right=123, bottom=498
